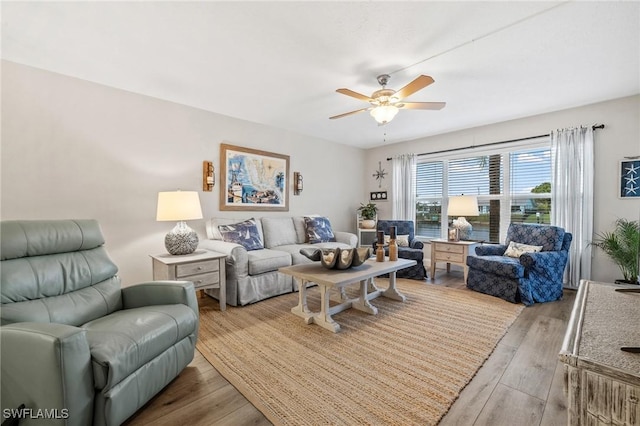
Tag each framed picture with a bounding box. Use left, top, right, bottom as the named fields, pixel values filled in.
left=619, top=159, right=640, bottom=199
left=220, top=143, right=289, bottom=211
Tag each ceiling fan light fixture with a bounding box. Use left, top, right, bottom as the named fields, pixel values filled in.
left=370, top=105, right=399, bottom=125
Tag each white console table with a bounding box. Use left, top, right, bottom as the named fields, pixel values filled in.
left=559, top=280, right=640, bottom=426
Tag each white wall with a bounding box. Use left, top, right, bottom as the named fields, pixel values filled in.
left=1, top=60, right=366, bottom=285
left=3, top=60, right=638, bottom=285
left=364, top=95, right=640, bottom=283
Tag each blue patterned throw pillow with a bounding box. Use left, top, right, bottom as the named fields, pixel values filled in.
left=218, top=218, right=264, bottom=251
left=304, top=216, right=336, bottom=244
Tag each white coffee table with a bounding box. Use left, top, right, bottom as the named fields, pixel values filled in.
left=279, top=257, right=417, bottom=333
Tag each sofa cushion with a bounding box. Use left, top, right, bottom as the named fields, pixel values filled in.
left=304, top=216, right=336, bottom=243
left=218, top=218, right=264, bottom=251
left=466, top=255, right=525, bottom=279
left=261, top=217, right=298, bottom=248
left=292, top=216, right=308, bottom=244
left=247, top=249, right=291, bottom=275
left=83, top=304, right=197, bottom=391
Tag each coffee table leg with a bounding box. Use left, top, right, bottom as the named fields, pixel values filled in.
left=382, top=270, right=407, bottom=302
left=352, top=279, right=378, bottom=315
left=368, top=278, right=379, bottom=293
left=312, top=283, right=341, bottom=333
left=291, top=279, right=314, bottom=324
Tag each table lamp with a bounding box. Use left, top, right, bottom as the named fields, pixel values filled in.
left=448, top=195, right=479, bottom=240
left=156, top=191, right=203, bottom=255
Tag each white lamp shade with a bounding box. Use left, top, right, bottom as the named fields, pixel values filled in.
left=156, top=191, right=203, bottom=221
left=448, top=195, right=479, bottom=217
left=370, top=105, right=399, bottom=124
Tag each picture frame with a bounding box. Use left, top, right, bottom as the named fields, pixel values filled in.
left=619, top=159, right=640, bottom=199
left=220, top=143, right=290, bottom=211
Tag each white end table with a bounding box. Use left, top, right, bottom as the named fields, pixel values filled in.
left=150, top=250, right=227, bottom=310
left=430, top=239, right=477, bottom=282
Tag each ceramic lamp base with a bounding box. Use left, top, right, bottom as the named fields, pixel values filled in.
left=165, top=221, right=199, bottom=255
left=452, top=217, right=473, bottom=240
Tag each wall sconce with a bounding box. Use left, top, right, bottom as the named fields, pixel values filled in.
left=203, top=161, right=215, bottom=191
left=293, top=172, right=303, bottom=195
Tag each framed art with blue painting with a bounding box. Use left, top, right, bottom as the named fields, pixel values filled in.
left=220, top=143, right=289, bottom=211
left=620, top=159, right=640, bottom=198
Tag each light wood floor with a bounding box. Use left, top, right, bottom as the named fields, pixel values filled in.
left=125, top=266, right=574, bottom=426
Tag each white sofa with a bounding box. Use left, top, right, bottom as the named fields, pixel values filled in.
left=199, top=216, right=357, bottom=306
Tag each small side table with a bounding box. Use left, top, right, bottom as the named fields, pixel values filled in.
left=357, top=228, right=378, bottom=248
left=430, top=239, right=477, bottom=282
left=150, top=250, right=227, bottom=310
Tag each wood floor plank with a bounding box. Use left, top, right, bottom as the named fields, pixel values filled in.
left=474, top=383, right=546, bottom=426
left=539, top=361, right=569, bottom=426
left=439, top=342, right=518, bottom=426
left=144, top=384, right=257, bottom=426
left=500, top=316, right=567, bottom=401
left=215, top=402, right=273, bottom=426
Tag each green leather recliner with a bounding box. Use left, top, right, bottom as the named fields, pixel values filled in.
left=0, top=220, right=199, bottom=426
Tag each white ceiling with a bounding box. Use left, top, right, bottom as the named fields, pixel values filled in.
left=2, top=1, right=639, bottom=149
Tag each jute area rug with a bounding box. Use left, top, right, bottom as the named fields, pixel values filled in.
left=196, top=279, right=523, bottom=425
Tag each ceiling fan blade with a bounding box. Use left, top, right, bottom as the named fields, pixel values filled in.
left=399, top=102, right=446, bottom=110
left=395, top=75, right=435, bottom=100
left=336, top=88, right=372, bottom=102
left=329, top=107, right=370, bottom=120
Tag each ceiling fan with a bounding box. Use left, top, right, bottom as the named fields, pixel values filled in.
left=329, top=74, right=446, bottom=125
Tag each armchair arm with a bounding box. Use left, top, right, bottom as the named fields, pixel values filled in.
left=122, top=281, right=198, bottom=319
left=198, top=240, right=249, bottom=277
left=1, top=322, right=93, bottom=425
left=520, top=251, right=568, bottom=273
left=334, top=231, right=357, bottom=248
left=409, top=239, right=424, bottom=250
left=475, top=244, right=507, bottom=256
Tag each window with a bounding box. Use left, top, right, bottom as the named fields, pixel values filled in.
left=415, top=141, right=551, bottom=243
left=416, top=161, right=443, bottom=238
left=510, top=148, right=552, bottom=226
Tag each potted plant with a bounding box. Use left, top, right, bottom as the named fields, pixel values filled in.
left=591, top=218, right=640, bottom=284
left=357, top=202, right=378, bottom=229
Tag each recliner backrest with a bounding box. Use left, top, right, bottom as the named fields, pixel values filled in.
left=1, top=220, right=123, bottom=326
left=505, top=223, right=566, bottom=252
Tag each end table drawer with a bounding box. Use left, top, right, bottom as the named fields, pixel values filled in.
left=189, top=272, right=221, bottom=289
left=176, top=260, right=220, bottom=278
left=435, top=252, right=464, bottom=263
left=434, top=243, right=464, bottom=254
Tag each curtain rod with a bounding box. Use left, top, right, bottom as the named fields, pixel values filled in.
left=386, top=124, right=605, bottom=160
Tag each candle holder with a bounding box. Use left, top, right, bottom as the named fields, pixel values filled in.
left=376, top=243, right=385, bottom=262
left=388, top=226, right=398, bottom=261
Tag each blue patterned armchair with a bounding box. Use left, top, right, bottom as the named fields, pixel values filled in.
left=466, top=223, right=572, bottom=305
left=372, top=220, right=427, bottom=280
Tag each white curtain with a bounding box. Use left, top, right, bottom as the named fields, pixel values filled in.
left=392, top=154, right=417, bottom=220
left=551, top=126, right=594, bottom=288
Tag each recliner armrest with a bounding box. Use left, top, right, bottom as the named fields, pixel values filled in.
left=0, top=322, right=94, bottom=425
left=122, top=281, right=198, bottom=318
